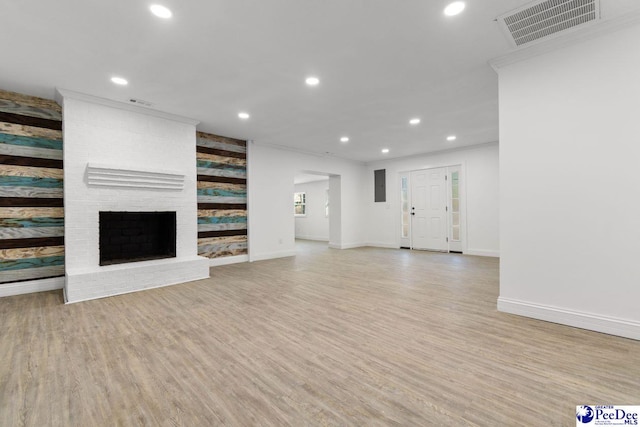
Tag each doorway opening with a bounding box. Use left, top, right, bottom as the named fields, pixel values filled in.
left=293, top=172, right=341, bottom=252
left=399, top=165, right=464, bottom=253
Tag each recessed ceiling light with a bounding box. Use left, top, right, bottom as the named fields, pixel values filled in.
left=238, top=112, right=250, bottom=120
left=381, top=148, right=390, bottom=154
left=447, top=135, right=457, bottom=141
left=409, top=118, right=421, bottom=125
left=444, top=1, right=465, bottom=16
left=110, top=76, right=128, bottom=86
left=340, top=136, right=349, bottom=143
left=305, top=76, right=320, bottom=86
left=150, top=4, right=172, bottom=19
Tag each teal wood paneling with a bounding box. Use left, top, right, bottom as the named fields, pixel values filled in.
left=0, top=144, right=63, bottom=160
left=197, top=216, right=247, bottom=225
left=0, top=187, right=63, bottom=198
left=196, top=131, right=248, bottom=259
left=195, top=138, right=246, bottom=154
left=0, top=226, right=64, bottom=239
left=0, top=176, right=63, bottom=188
left=197, top=237, right=247, bottom=258
left=196, top=160, right=246, bottom=178
left=0, top=89, right=64, bottom=285
left=0, top=265, right=65, bottom=283
left=196, top=188, right=246, bottom=198
left=0, top=133, right=63, bottom=150
left=197, top=223, right=247, bottom=232
left=0, top=99, right=63, bottom=121
left=0, top=255, right=65, bottom=271
left=0, top=217, right=64, bottom=228
left=197, top=196, right=247, bottom=204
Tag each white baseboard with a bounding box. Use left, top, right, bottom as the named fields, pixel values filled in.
left=498, top=297, right=640, bottom=341
left=209, top=254, right=249, bottom=267
left=249, top=249, right=296, bottom=262
left=466, top=249, right=500, bottom=257
left=295, top=235, right=329, bottom=242
left=365, top=242, right=399, bottom=249
left=328, top=242, right=366, bottom=249
left=0, top=276, right=64, bottom=298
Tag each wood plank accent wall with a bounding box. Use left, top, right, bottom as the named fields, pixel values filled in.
left=196, top=132, right=247, bottom=259
left=0, top=90, right=64, bottom=284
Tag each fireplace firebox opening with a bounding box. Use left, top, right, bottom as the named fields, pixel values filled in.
left=99, top=211, right=176, bottom=266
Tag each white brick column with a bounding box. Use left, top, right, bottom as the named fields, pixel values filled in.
left=57, top=89, right=209, bottom=303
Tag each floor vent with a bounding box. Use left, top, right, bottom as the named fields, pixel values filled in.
left=497, top=0, right=600, bottom=47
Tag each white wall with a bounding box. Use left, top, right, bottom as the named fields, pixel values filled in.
left=294, top=180, right=329, bottom=241
left=248, top=143, right=367, bottom=260
left=496, top=24, right=640, bottom=339
left=60, top=90, right=209, bottom=303
left=329, top=176, right=342, bottom=247
left=364, top=143, right=499, bottom=255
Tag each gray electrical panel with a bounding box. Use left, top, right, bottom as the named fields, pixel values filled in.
left=374, top=169, right=386, bottom=202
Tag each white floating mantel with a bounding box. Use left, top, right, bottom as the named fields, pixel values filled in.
left=86, top=163, right=185, bottom=190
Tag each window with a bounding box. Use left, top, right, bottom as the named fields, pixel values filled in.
left=294, top=192, right=306, bottom=216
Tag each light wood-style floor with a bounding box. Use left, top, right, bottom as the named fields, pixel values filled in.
left=1, top=241, right=639, bottom=426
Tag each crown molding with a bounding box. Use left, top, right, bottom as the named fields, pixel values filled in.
left=489, top=9, right=640, bottom=72
left=250, top=140, right=366, bottom=165
left=364, top=141, right=499, bottom=167
left=55, top=88, right=199, bottom=126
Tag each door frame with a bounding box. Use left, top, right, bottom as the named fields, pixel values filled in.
left=398, top=163, right=467, bottom=253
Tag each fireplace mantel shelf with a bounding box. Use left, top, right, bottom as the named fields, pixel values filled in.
left=86, top=163, right=185, bottom=191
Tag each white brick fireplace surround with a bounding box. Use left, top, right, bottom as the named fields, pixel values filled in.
left=57, top=89, right=210, bottom=303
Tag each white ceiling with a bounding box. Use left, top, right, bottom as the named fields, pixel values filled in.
left=1, top=0, right=638, bottom=163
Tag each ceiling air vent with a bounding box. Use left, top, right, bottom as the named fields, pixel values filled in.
left=129, top=98, right=154, bottom=107
left=497, top=0, right=600, bottom=47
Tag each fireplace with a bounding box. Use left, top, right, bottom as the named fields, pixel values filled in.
left=99, top=211, right=176, bottom=266
left=60, top=89, right=210, bottom=303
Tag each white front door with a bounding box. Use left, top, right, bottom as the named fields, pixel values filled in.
left=410, top=167, right=448, bottom=251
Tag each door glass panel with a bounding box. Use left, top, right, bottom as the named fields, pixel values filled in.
left=452, top=226, right=460, bottom=241
left=401, top=176, right=409, bottom=238
left=450, top=171, right=460, bottom=242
